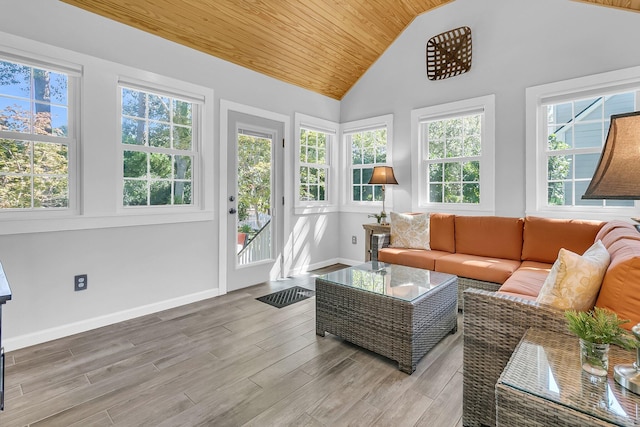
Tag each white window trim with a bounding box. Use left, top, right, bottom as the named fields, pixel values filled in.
left=0, top=35, right=215, bottom=235
left=0, top=49, right=82, bottom=220
left=294, top=113, right=338, bottom=215
left=340, top=114, right=394, bottom=214
left=411, top=95, right=495, bottom=214
left=526, top=65, right=640, bottom=220
left=116, top=77, right=206, bottom=215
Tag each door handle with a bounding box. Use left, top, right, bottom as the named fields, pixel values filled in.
left=229, top=208, right=237, bottom=214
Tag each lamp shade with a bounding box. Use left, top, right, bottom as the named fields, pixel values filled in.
left=582, top=111, right=640, bottom=200
left=368, top=166, right=398, bottom=185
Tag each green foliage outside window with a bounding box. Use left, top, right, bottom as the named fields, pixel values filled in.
left=547, top=134, right=572, bottom=206
left=0, top=59, right=70, bottom=209
left=299, top=128, right=327, bottom=202
left=237, top=133, right=271, bottom=229
left=426, top=114, right=481, bottom=204
left=121, top=87, right=193, bottom=207
left=351, top=129, right=386, bottom=202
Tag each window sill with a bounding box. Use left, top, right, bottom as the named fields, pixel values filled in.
left=0, top=210, right=215, bottom=235
left=413, top=203, right=495, bottom=216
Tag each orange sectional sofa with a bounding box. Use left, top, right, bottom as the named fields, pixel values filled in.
left=376, top=213, right=640, bottom=427
left=377, top=214, right=640, bottom=324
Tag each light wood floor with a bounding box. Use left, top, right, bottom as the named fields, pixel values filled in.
left=0, top=265, right=464, bottom=427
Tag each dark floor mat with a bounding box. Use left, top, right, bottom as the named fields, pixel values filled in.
left=256, top=286, right=314, bottom=308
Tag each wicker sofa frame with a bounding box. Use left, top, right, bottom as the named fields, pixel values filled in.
left=462, top=288, right=570, bottom=427
left=371, top=228, right=606, bottom=425
left=456, top=277, right=501, bottom=311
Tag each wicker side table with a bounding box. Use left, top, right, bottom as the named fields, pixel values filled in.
left=316, top=262, right=457, bottom=374
left=496, top=328, right=640, bottom=426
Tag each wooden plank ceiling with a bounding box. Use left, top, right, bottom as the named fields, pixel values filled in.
left=574, top=0, right=640, bottom=13
left=60, top=0, right=453, bottom=99
left=61, top=1, right=639, bottom=100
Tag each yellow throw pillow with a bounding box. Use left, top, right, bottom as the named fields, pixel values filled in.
left=536, top=240, right=610, bottom=311
left=390, top=212, right=430, bottom=250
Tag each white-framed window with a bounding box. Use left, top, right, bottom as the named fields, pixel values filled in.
left=294, top=113, right=338, bottom=214
left=119, top=80, right=202, bottom=210
left=526, top=66, right=640, bottom=219
left=341, top=114, right=393, bottom=212
left=411, top=95, right=495, bottom=213
left=0, top=38, right=214, bottom=235
left=0, top=54, right=80, bottom=215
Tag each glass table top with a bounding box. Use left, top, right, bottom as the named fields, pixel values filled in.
left=316, top=262, right=456, bottom=302
left=499, top=328, right=640, bottom=426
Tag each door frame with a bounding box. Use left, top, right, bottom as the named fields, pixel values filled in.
left=219, top=100, right=291, bottom=295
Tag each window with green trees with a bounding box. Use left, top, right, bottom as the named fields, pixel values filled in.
left=237, top=130, right=271, bottom=229
left=423, top=114, right=481, bottom=204
left=121, top=86, right=196, bottom=207
left=348, top=128, right=387, bottom=203
left=298, top=127, right=329, bottom=202
left=0, top=58, right=75, bottom=210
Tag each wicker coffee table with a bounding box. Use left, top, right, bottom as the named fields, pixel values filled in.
left=315, top=262, right=458, bottom=374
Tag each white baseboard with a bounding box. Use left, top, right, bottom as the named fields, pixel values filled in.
left=3, top=288, right=221, bottom=352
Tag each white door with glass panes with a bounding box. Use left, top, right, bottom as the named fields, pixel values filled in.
left=226, top=111, right=284, bottom=291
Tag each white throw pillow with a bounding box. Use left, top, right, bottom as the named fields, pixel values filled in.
left=390, top=212, right=430, bottom=250
left=536, top=240, right=610, bottom=311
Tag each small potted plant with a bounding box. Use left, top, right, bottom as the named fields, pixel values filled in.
left=237, top=224, right=253, bottom=249
left=565, top=307, right=640, bottom=376
left=368, top=212, right=386, bottom=224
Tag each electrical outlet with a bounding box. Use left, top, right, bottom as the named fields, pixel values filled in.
left=74, top=274, right=87, bottom=291
left=352, top=235, right=357, bottom=244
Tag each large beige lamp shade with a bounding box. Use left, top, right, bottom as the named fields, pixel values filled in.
left=583, top=112, right=640, bottom=395
left=582, top=111, right=640, bottom=200
left=368, top=166, right=398, bottom=224
left=368, top=166, right=398, bottom=186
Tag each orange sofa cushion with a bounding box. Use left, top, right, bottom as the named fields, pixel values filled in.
left=595, top=236, right=640, bottom=331
left=498, top=261, right=552, bottom=298
left=435, top=253, right=521, bottom=284
left=430, top=213, right=455, bottom=253
left=521, top=216, right=604, bottom=264
left=454, top=216, right=524, bottom=260
left=378, top=248, right=450, bottom=270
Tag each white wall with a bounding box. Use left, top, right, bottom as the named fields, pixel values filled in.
left=339, top=0, right=640, bottom=262
left=0, top=1, right=340, bottom=349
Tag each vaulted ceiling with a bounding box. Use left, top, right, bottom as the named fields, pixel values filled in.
left=61, top=0, right=640, bottom=100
